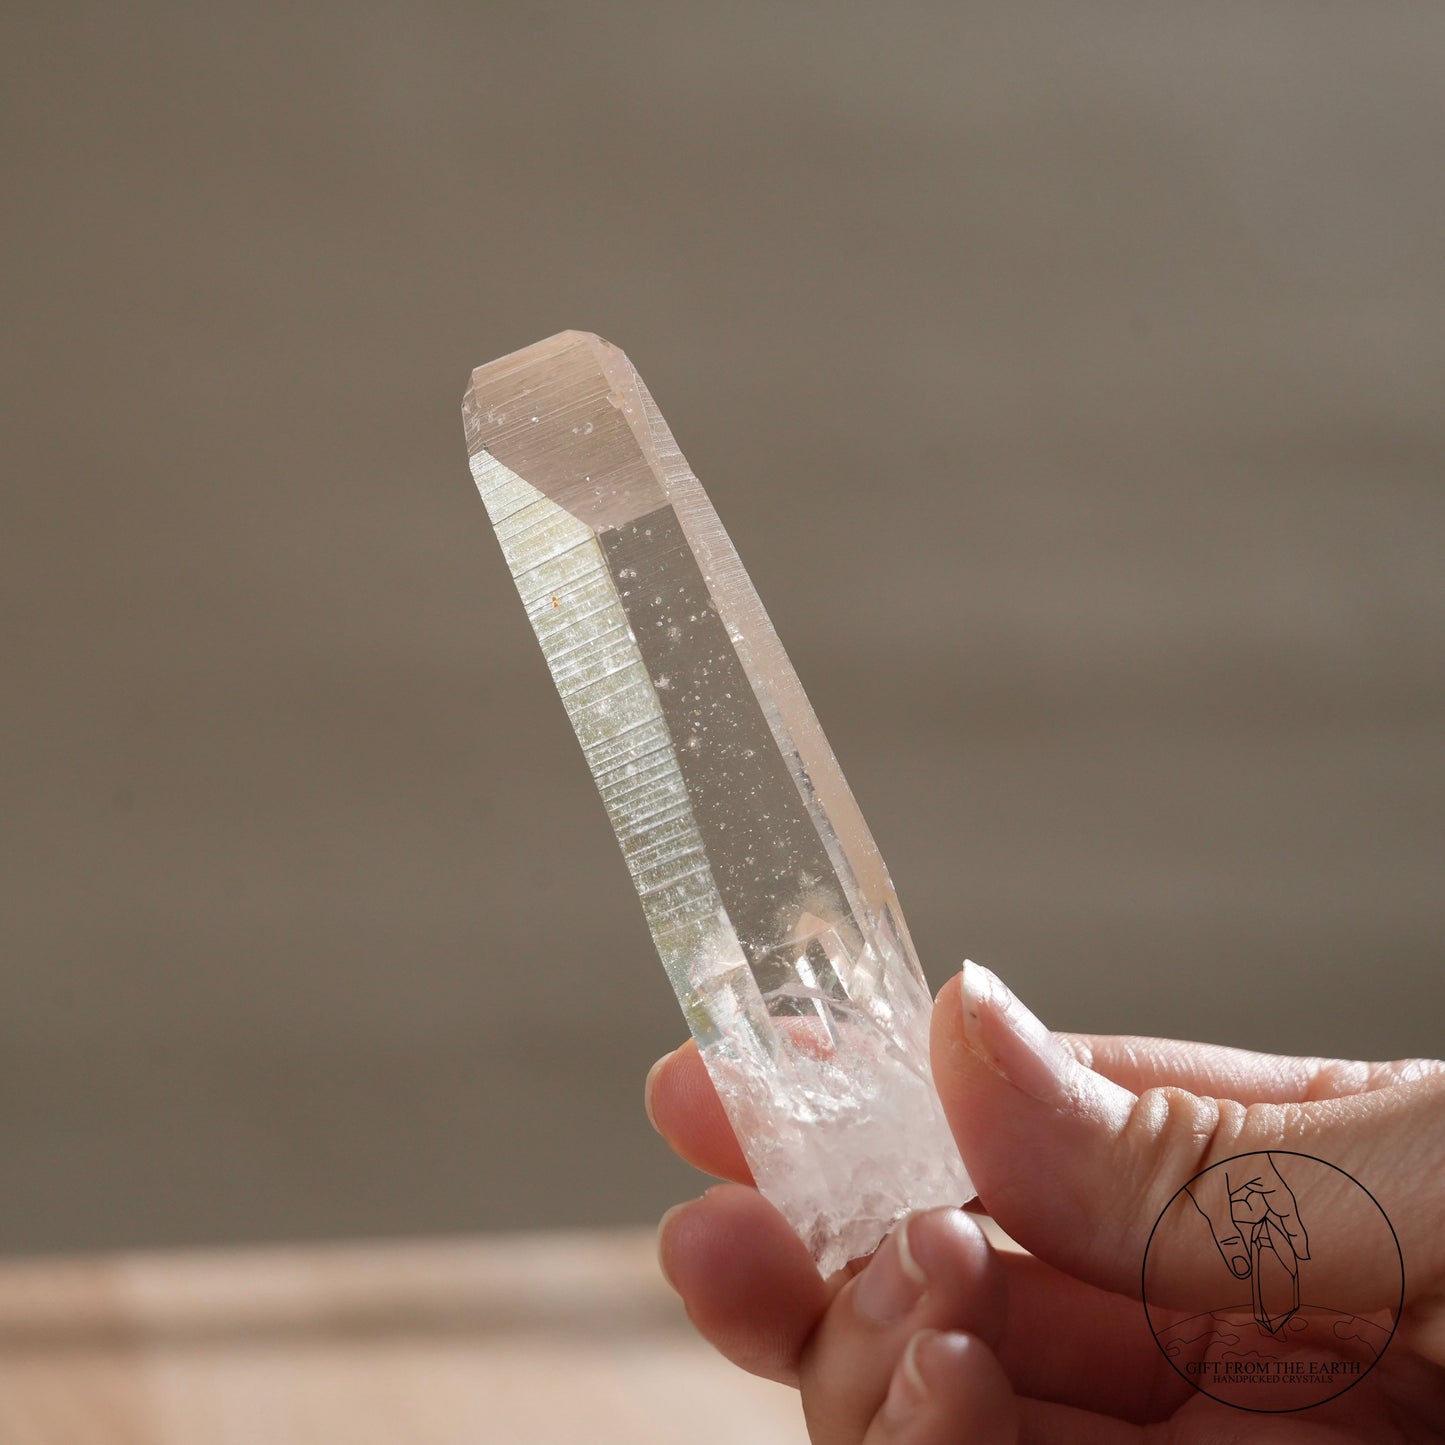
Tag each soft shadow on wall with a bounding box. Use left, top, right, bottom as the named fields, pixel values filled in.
left=3, top=2, right=1443, bottom=1253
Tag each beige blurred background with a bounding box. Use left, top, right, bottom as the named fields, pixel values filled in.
left=3, top=3, right=1442, bottom=1257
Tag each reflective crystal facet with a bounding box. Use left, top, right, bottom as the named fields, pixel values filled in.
left=464, top=332, right=973, bottom=1272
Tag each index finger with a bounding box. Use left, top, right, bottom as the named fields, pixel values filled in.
left=646, top=1039, right=754, bottom=1185
left=1055, top=1033, right=1442, bottom=1103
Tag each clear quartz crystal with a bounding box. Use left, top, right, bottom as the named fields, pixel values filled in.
left=464, top=332, right=973, bottom=1273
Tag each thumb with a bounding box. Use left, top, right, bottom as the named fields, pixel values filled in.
left=931, top=961, right=1445, bottom=1315
left=1183, top=1169, right=1252, bottom=1280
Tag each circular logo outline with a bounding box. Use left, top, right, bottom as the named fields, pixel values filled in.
left=1141, top=1149, right=1404, bottom=1414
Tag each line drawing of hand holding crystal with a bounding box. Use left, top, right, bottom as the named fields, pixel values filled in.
left=1186, top=1153, right=1311, bottom=1333
left=1148, top=1152, right=1401, bottom=1408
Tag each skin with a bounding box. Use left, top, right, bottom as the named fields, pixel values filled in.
left=646, top=963, right=1445, bottom=1442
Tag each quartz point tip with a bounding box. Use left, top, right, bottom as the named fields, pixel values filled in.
left=464, top=331, right=973, bottom=1273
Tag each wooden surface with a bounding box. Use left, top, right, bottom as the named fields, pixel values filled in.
left=0, top=1230, right=807, bottom=1444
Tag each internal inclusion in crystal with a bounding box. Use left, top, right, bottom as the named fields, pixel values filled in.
left=465, top=332, right=972, bottom=1272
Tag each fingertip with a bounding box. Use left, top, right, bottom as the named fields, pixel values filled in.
left=646, top=1040, right=756, bottom=1185
left=929, top=972, right=971, bottom=1089
left=881, top=1208, right=1008, bottom=1360
left=932, top=972, right=963, bottom=1032
left=655, top=1196, right=694, bottom=1292
left=872, top=1330, right=1017, bottom=1443
left=657, top=1183, right=830, bottom=1387
left=644, top=1049, right=674, bottom=1133
left=655, top=1182, right=725, bottom=1283
left=877, top=1327, right=933, bottom=1422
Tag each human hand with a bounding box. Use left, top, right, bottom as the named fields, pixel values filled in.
left=1186, top=1152, right=1309, bottom=1286
left=646, top=963, right=1445, bottom=1441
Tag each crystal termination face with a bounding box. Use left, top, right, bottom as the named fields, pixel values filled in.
left=464, top=332, right=973, bottom=1273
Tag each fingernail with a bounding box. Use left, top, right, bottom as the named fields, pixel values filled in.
left=1230, top=1254, right=1251, bottom=1278
left=880, top=1329, right=935, bottom=1422
left=644, top=1051, right=671, bottom=1133
left=856, top=1214, right=927, bottom=1325
left=959, top=959, right=1073, bottom=1108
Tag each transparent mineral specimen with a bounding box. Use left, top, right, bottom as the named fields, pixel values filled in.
left=463, top=332, right=973, bottom=1273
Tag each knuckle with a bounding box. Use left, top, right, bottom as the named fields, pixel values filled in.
left=1307, top=1058, right=1371, bottom=1097
left=1121, top=1087, right=1258, bottom=1217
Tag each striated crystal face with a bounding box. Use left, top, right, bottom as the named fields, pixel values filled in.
left=464, top=332, right=972, bottom=1273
